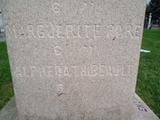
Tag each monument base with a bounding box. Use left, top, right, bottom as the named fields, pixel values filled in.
left=0, top=94, right=159, bottom=120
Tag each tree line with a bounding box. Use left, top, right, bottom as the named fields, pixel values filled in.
left=146, top=0, right=160, bottom=25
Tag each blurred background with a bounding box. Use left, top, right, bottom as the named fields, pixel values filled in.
left=144, top=0, right=160, bottom=29
left=136, top=0, right=160, bottom=118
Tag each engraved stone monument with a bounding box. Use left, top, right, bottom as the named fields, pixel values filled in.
left=3, top=0, right=146, bottom=120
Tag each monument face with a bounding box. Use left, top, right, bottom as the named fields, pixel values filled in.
left=3, top=0, right=145, bottom=120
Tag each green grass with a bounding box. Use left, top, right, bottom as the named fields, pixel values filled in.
left=0, top=30, right=159, bottom=118
left=136, top=29, right=160, bottom=118
left=0, top=41, right=14, bottom=109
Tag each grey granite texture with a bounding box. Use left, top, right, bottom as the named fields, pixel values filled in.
left=0, top=97, right=17, bottom=120
left=0, top=95, right=159, bottom=120
left=3, top=0, right=146, bottom=119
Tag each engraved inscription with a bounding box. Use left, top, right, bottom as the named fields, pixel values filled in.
left=51, top=2, right=61, bottom=14
left=56, top=84, right=64, bottom=96
left=6, top=24, right=142, bottom=39
left=13, top=64, right=133, bottom=79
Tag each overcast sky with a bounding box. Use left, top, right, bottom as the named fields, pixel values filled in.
left=146, top=0, right=151, bottom=4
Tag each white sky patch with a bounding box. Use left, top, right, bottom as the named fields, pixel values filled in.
left=146, top=0, right=151, bottom=4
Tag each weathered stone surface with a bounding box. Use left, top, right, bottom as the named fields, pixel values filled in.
left=0, top=98, right=17, bottom=120
left=0, top=95, right=159, bottom=120
left=3, top=0, right=145, bottom=120
left=133, top=95, right=160, bottom=120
